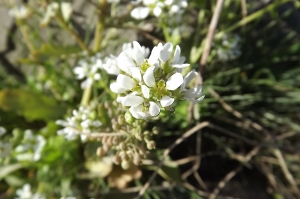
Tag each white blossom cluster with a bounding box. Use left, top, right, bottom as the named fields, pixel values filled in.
left=217, top=34, right=242, bottom=61
left=131, top=0, right=188, bottom=22
left=15, top=184, right=45, bottom=199
left=14, top=130, right=46, bottom=162
left=74, top=43, right=151, bottom=89
left=0, top=127, right=11, bottom=160
left=110, top=41, right=204, bottom=119
left=56, top=106, right=102, bottom=142
left=9, top=4, right=30, bottom=20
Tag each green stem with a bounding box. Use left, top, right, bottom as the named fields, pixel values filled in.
left=93, top=0, right=107, bottom=52
left=161, top=23, right=171, bottom=42
left=55, top=15, right=89, bottom=52
left=81, top=85, right=93, bottom=106
left=19, top=24, right=36, bottom=53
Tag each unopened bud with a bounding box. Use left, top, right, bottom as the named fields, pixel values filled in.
left=96, top=147, right=105, bottom=156
left=152, top=127, right=159, bottom=135
left=121, top=160, right=130, bottom=170
left=113, top=155, right=121, bottom=165
left=133, top=153, right=142, bottom=165
left=125, top=112, right=134, bottom=124
left=119, top=142, right=126, bottom=151
left=106, top=136, right=114, bottom=146
left=135, top=132, right=143, bottom=141
left=112, top=136, right=119, bottom=145
left=102, top=144, right=110, bottom=151
left=118, top=115, right=125, bottom=125
left=147, top=141, right=156, bottom=150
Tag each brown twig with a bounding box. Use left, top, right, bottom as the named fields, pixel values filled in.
left=135, top=122, right=210, bottom=199
left=200, top=0, right=224, bottom=68
left=208, top=165, right=243, bottom=199
left=241, top=0, right=248, bottom=19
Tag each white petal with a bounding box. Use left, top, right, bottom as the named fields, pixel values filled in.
left=172, top=63, right=190, bottom=68
left=118, top=51, right=135, bottom=73
left=159, top=42, right=173, bottom=62
left=116, top=74, right=135, bottom=90
left=116, top=96, right=125, bottom=103
left=160, top=96, right=174, bottom=107
left=185, top=95, right=205, bottom=103
left=149, top=102, right=160, bottom=116
left=153, top=6, right=162, bottom=17
left=110, top=82, right=126, bottom=93
left=178, top=56, right=186, bottom=64
left=166, top=73, right=183, bottom=90
left=143, top=66, right=155, bottom=87
left=122, top=95, right=144, bottom=106
left=148, top=46, right=160, bottom=65
left=185, top=86, right=202, bottom=98
left=181, top=70, right=198, bottom=91
left=130, top=67, right=142, bottom=81
left=129, top=105, right=149, bottom=119
left=141, top=85, right=150, bottom=99
left=130, top=7, right=150, bottom=20
left=172, top=45, right=181, bottom=64
left=132, top=42, right=145, bottom=65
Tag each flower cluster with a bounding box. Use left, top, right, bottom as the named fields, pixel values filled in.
left=9, top=4, right=30, bottom=20
left=217, top=34, right=242, bottom=61
left=15, top=184, right=45, bottom=199
left=110, top=41, right=204, bottom=119
left=56, top=106, right=102, bottom=142
left=14, top=130, right=46, bottom=162
left=73, top=53, right=102, bottom=89
left=131, top=0, right=188, bottom=22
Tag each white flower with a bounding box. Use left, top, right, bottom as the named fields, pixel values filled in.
left=40, top=2, right=72, bottom=27
left=130, top=0, right=188, bottom=22
left=9, top=5, right=30, bottom=20
left=14, top=130, right=46, bottom=162
left=217, top=34, right=241, bottom=61
left=111, top=41, right=204, bottom=120
left=180, top=70, right=205, bottom=103
left=102, top=55, right=121, bottom=75
left=73, top=59, right=101, bottom=89
left=15, top=184, right=45, bottom=199
left=56, top=106, right=102, bottom=142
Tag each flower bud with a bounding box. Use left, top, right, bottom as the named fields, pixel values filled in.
left=119, top=142, right=126, bottom=151
left=121, top=160, right=130, bottom=170
left=113, top=155, right=121, bottom=165
left=112, top=136, right=119, bottom=145
left=96, top=147, right=105, bottom=156
left=135, top=132, right=143, bottom=141
left=125, top=112, right=134, bottom=124
left=118, top=115, right=125, bottom=125
left=102, top=144, right=110, bottom=151
left=147, top=141, right=156, bottom=150
left=133, top=153, right=142, bottom=165
left=152, top=127, right=159, bottom=135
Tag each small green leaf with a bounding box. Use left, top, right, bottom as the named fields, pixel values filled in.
left=30, top=43, right=81, bottom=62
left=0, top=89, right=66, bottom=121
left=0, top=163, right=23, bottom=179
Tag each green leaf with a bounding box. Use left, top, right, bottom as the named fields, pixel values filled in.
left=0, top=89, right=66, bottom=121
left=0, top=163, right=23, bottom=180
left=30, top=43, right=81, bottom=62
